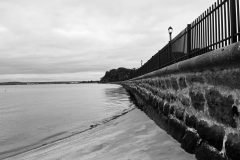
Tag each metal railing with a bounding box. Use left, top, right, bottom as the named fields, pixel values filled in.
left=134, top=0, right=240, bottom=77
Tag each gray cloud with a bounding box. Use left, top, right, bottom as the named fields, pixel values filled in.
left=0, top=0, right=216, bottom=81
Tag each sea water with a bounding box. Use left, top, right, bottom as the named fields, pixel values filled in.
left=0, top=84, right=195, bottom=160
left=0, top=84, right=131, bottom=158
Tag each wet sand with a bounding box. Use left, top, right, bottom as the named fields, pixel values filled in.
left=5, top=108, right=196, bottom=160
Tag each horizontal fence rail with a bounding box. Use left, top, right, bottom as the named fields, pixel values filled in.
left=134, top=0, right=240, bottom=77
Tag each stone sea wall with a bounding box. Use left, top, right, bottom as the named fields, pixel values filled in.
left=121, top=42, right=240, bottom=160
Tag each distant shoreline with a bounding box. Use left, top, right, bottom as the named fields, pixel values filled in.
left=0, top=81, right=100, bottom=85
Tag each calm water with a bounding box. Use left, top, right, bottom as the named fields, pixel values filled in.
left=0, top=84, right=133, bottom=158
left=0, top=84, right=195, bottom=160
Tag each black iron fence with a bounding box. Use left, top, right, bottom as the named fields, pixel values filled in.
left=134, top=0, right=240, bottom=77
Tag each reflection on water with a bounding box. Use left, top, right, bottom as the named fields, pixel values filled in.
left=104, top=86, right=130, bottom=104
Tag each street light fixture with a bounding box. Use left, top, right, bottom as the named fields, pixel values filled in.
left=168, top=26, right=173, bottom=41
left=168, top=26, right=173, bottom=62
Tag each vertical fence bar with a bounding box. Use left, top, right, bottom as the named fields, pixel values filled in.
left=200, top=14, right=203, bottom=53
left=201, top=14, right=204, bottom=53
left=213, top=4, right=215, bottom=49
left=187, top=24, right=192, bottom=57
left=196, top=20, right=198, bottom=51
left=202, top=13, right=205, bottom=52
left=204, top=11, right=207, bottom=52
left=221, top=0, right=224, bottom=47
left=199, top=16, right=201, bottom=52
left=207, top=8, right=210, bottom=50
left=191, top=23, right=194, bottom=52
left=197, top=18, right=200, bottom=49
left=194, top=20, right=198, bottom=51
left=200, top=16, right=202, bottom=51
left=199, top=16, right=201, bottom=51
left=202, top=13, right=204, bottom=52
left=227, top=0, right=231, bottom=44
left=192, top=24, right=194, bottom=52
left=192, top=22, right=194, bottom=51
left=204, top=12, right=207, bottom=51
left=217, top=0, right=221, bottom=48
left=230, top=0, right=237, bottom=43
left=214, top=2, right=218, bottom=49
left=191, top=24, right=193, bottom=53
left=213, top=4, right=216, bottom=49
left=224, top=0, right=228, bottom=46
left=207, top=7, right=209, bottom=49
left=210, top=6, right=213, bottom=50
left=237, top=0, right=240, bottom=41
left=195, top=20, right=197, bottom=50
left=192, top=20, right=196, bottom=50
left=202, top=14, right=205, bottom=52
left=195, top=21, right=197, bottom=51
left=196, top=19, right=199, bottom=51
left=212, top=5, right=214, bottom=49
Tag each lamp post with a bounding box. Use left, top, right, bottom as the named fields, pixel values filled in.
left=168, top=26, right=173, bottom=41
left=168, top=26, right=173, bottom=62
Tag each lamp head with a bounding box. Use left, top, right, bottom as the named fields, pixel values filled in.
left=168, top=26, right=173, bottom=34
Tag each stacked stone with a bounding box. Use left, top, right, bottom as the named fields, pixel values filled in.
left=122, top=73, right=240, bottom=160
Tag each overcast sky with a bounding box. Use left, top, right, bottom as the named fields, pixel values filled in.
left=0, top=0, right=216, bottom=82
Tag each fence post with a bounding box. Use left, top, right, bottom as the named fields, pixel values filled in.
left=187, top=24, right=192, bottom=58
left=230, top=0, right=237, bottom=43
left=168, top=43, right=172, bottom=64
left=158, top=52, right=160, bottom=69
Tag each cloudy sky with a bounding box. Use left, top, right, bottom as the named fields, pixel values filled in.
left=0, top=0, right=216, bottom=82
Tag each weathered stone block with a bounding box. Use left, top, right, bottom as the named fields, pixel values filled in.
left=205, top=69, right=240, bottom=89
left=196, top=120, right=208, bottom=135
left=152, top=97, right=158, bottom=109
left=225, top=133, right=240, bottom=160
left=163, top=103, right=170, bottom=116
left=169, top=93, right=177, bottom=102
left=171, top=78, right=179, bottom=90
left=179, top=77, right=187, bottom=89
left=160, top=115, right=169, bottom=131
left=196, top=120, right=225, bottom=151
left=232, top=105, right=239, bottom=117
left=195, top=142, right=226, bottom=160
left=175, top=108, right=185, bottom=121
left=168, top=117, right=187, bottom=142
left=165, top=79, right=171, bottom=89
left=165, top=93, right=172, bottom=102
left=181, top=129, right=201, bottom=154
left=185, top=114, right=198, bottom=129
left=205, top=88, right=236, bottom=127
left=159, top=80, right=167, bottom=90
left=187, top=75, right=205, bottom=84
left=180, top=96, right=191, bottom=107
left=169, top=105, right=175, bottom=115
left=157, top=91, right=165, bottom=99
left=158, top=101, right=164, bottom=113
left=189, top=90, right=205, bottom=111
left=163, top=93, right=176, bottom=103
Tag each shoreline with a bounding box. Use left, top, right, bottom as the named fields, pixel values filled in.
left=3, top=108, right=195, bottom=160
left=0, top=81, right=100, bottom=86
left=0, top=107, right=135, bottom=160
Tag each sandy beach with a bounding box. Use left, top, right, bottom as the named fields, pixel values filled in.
left=5, top=108, right=195, bottom=160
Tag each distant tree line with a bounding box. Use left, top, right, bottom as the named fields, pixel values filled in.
left=0, top=81, right=99, bottom=85
left=100, top=67, right=136, bottom=83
